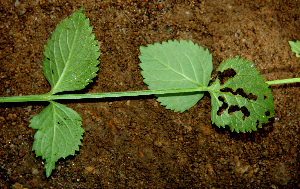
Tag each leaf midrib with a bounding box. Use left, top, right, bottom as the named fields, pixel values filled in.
left=148, top=50, right=203, bottom=87
left=51, top=19, right=78, bottom=94
left=208, top=85, right=272, bottom=118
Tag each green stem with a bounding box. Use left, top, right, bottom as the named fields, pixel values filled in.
left=0, top=93, right=50, bottom=103
left=266, top=78, right=300, bottom=85
left=0, top=78, right=299, bottom=103
left=0, top=87, right=208, bottom=103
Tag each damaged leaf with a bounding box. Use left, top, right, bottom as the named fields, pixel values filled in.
left=209, top=57, right=274, bottom=132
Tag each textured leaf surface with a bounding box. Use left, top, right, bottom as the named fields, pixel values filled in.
left=209, top=58, right=274, bottom=132
left=289, top=40, right=300, bottom=58
left=43, top=7, right=100, bottom=94
left=139, top=40, right=212, bottom=112
left=29, top=101, right=84, bottom=177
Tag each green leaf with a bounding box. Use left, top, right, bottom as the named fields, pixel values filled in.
left=209, top=57, right=274, bottom=132
left=139, top=40, right=212, bottom=112
left=289, top=40, right=300, bottom=58
left=43, top=7, right=100, bottom=94
left=29, top=101, right=84, bottom=177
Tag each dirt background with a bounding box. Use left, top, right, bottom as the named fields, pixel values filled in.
left=0, top=0, right=299, bottom=188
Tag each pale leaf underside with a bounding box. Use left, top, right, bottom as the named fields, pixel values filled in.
left=139, top=40, right=212, bottom=112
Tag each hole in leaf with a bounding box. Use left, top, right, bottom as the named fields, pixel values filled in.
left=217, top=96, right=228, bottom=116
left=228, top=105, right=239, bottom=115
left=265, top=111, right=270, bottom=116
left=217, top=68, right=237, bottom=85
left=220, top=87, right=257, bottom=101
left=228, top=105, right=250, bottom=120
left=264, top=95, right=267, bottom=100
left=241, top=106, right=250, bottom=120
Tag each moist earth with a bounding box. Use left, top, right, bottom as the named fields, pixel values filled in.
left=0, top=0, right=299, bottom=188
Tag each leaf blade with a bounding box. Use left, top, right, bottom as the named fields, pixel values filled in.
left=139, top=40, right=212, bottom=112
left=29, top=101, right=84, bottom=177
left=289, top=40, right=300, bottom=58
left=43, top=7, right=100, bottom=94
left=209, top=57, right=274, bottom=132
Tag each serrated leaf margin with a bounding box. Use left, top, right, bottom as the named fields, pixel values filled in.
left=42, top=7, right=100, bottom=94
left=29, top=101, right=84, bottom=177
left=139, top=40, right=212, bottom=112
left=209, top=57, right=275, bottom=132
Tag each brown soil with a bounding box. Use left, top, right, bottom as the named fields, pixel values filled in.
left=0, top=0, right=299, bottom=188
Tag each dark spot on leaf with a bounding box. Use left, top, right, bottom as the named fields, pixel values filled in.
left=228, top=105, right=250, bottom=120
left=217, top=96, right=228, bottom=116
left=264, top=95, right=267, bottom=100
left=220, top=87, right=257, bottom=101
left=217, top=68, right=237, bottom=85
